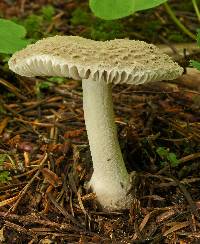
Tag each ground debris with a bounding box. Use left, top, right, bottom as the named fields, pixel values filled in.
left=0, top=72, right=199, bottom=243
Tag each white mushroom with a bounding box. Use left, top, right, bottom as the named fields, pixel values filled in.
left=8, top=36, right=183, bottom=211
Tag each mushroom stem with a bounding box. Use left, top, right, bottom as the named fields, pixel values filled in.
left=82, top=78, right=133, bottom=210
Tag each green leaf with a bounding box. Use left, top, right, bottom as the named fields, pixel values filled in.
left=47, top=77, right=66, bottom=84
left=89, top=0, right=168, bottom=20
left=190, top=29, right=200, bottom=71
left=0, top=18, right=30, bottom=54
left=38, top=81, right=52, bottom=89
left=0, top=171, right=10, bottom=183
left=0, top=154, right=10, bottom=183
left=196, top=28, right=200, bottom=47
left=0, top=154, right=7, bottom=165
left=156, top=147, right=168, bottom=158
left=156, top=147, right=180, bottom=167
left=190, top=60, right=200, bottom=71
left=167, top=153, right=180, bottom=167
left=134, top=0, right=168, bottom=11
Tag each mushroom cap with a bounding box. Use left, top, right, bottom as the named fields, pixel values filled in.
left=9, top=35, right=183, bottom=85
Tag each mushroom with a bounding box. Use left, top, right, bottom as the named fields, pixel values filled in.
left=8, top=36, right=183, bottom=211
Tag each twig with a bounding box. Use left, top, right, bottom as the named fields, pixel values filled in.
left=0, top=211, right=80, bottom=232
left=192, top=0, right=200, bottom=22
left=6, top=153, right=48, bottom=214
left=164, top=2, right=196, bottom=40
left=20, top=0, right=26, bottom=13
left=4, top=220, right=37, bottom=238
left=179, top=152, right=200, bottom=164
left=168, top=176, right=199, bottom=217
left=47, top=192, right=85, bottom=229
left=0, top=78, right=27, bottom=101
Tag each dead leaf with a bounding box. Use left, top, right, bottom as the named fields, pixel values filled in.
left=36, top=237, right=53, bottom=244
left=0, top=117, right=9, bottom=135
left=41, top=168, right=62, bottom=187
left=0, top=227, right=5, bottom=242
left=156, top=210, right=175, bottom=223
left=163, top=221, right=190, bottom=237
left=81, top=192, right=96, bottom=201
left=132, top=213, right=150, bottom=240
left=140, top=195, right=165, bottom=201
left=64, top=128, right=84, bottom=139
left=0, top=195, right=19, bottom=208
left=77, top=188, right=87, bottom=216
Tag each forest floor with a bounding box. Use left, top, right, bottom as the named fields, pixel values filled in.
left=0, top=0, right=200, bottom=243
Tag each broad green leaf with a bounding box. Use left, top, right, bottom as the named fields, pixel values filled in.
left=89, top=0, right=168, bottom=20
left=0, top=19, right=30, bottom=54
left=135, top=0, right=168, bottom=11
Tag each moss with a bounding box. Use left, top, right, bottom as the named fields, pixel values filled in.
left=41, top=5, right=55, bottom=21
left=70, top=8, right=93, bottom=26
left=70, top=7, right=125, bottom=40
left=12, top=5, right=56, bottom=40
left=168, top=32, right=188, bottom=42
left=91, top=20, right=125, bottom=40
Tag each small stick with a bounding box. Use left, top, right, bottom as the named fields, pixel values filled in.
left=164, top=2, right=196, bottom=40
left=6, top=153, right=48, bottom=214
left=0, top=78, right=27, bottom=101
left=47, top=192, right=85, bottom=229
left=4, top=220, right=36, bottom=238
left=192, top=0, right=200, bottom=22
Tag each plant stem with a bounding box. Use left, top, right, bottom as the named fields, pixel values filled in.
left=192, top=0, right=200, bottom=22
left=164, top=2, right=196, bottom=40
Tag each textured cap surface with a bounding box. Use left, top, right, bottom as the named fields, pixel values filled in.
left=9, top=35, right=183, bottom=85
